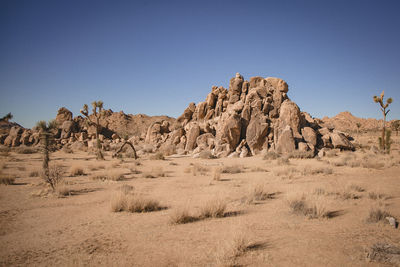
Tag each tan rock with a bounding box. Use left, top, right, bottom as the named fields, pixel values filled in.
left=276, top=125, right=295, bottom=154
left=185, top=123, right=200, bottom=151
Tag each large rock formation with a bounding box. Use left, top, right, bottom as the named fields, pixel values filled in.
left=145, top=73, right=354, bottom=157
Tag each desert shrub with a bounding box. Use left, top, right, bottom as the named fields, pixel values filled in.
left=212, top=167, right=221, bottom=181
left=199, top=199, right=227, bottom=218
left=185, top=163, right=209, bottom=176
left=150, top=152, right=165, bottom=160
left=169, top=208, right=197, bottom=224
left=62, top=146, right=73, bottom=154
left=142, top=167, right=165, bottom=178
left=367, top=208, right=391, bottom=223
left=88, top=163, right=105, bottom=171
left=0, top=145, right=10, bottom=153
left=14, top=146, right=37, bottom=154
left=43, top=164, right=63, bottom=190
left=249, top=166, right=268, bottom=172
left=368, top=192, right=387, bottom=200
left=110, top=191, right=164, bottom=213
left=361, top=160, right=385, bottom=169
left=29, top=170, right=40, bottom=177
left=287, top=151, right=314, bottom=159
left=287, top=195, right=331, bottom=219
left=55, top=183, right=71, bottom=197
left=276, top=157, right=290, bottom=165
left=263, top=151, right=280, bottom=160
left=91, top=170, right=124, bottom=181
left=118, top=184, right=134, bottom=195
left=159, top=144, right=176, bottom=156
left=198, top=150, right=216, bottom=159
left=348, top=184, right=364, bottom=192
left=313, top=187, right=326, bottom=195
left=69, top=165, right=86, bottom=176
left=0, top=174, right=15, bottom=185
left=126, top=196, right=163, bottom=212
left=325, top=150, right=338, bottom=158
left=110, top=191, right=127, bottom=212
left=17, top=166, right=26, bottom=171
left=245, top=184, right=274, bottom=204
left=221, top=165, right=243, bottom=174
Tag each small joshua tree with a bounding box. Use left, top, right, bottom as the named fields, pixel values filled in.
left=37, top=120, right=59, bottom=190
left=373, top=91, right=393, bottom=152
left=1, top=112, right=13, bottom=122
left=356, top=122, right=361, bottom=134
left=392, top=120, right=400, bottom=136
left=80, top=101, right=105, bottom=160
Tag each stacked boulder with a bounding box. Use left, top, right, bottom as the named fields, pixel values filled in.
left=146, top=73, right=354, bottom=157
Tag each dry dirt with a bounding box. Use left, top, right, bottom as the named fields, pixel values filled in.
left=1, top=132, right=400, bottom=266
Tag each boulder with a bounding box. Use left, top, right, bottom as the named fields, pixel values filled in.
left=301, top=127, right=317, bottom=147
left=228, top=73, right=244, bottom=103
left=196, top=133, right=214, bottom=149
left=246, top=114, right=269, bottom=155
left=215, top=113, right=242, bottom=152
left=60, top=120, right=76, bottom=139
left=55, top=107, right=73, bottom=125
left=276, top=126, right=295, bottom=154
left=3, top=126, right=23, bottom=147
left=277, top=100, right=302, bottom=138
left=330, top=131, right=355, bottom=150
left=185, top=123, right=200, bottom=151
left=265, top=77, right=289, bottom=93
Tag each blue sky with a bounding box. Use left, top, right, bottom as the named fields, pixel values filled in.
left=1, top=0, right=399, bottom=128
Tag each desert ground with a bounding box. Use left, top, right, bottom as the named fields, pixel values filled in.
left=0, top=131, right=399, bottom=267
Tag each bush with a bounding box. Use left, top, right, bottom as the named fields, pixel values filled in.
left=14, top=146, right=37, bottom=154
left=91, top=170, right=125, bottom=181
left=221, top=165, right=243, bottom=174
left=367, top=208, right=391, bottom=223
left=43, top=164, right=63, bottom=190
left=0, top=174, right=15, bottom=185
left=245, top=184, right=275, bottom=204
left=263, top=151, right=280, bottom=160
left=69, top=165, right=85, bottom=176
left=169, top=208, right=197, bottom=224
left=150, top=152, right=165, bottom=160
left=110, top=191, right=164, bottom=213
left=142, top=167, right=165, bottom=178
left=29, top=170, right=40, bottom=177
left=199, top=199, right=227, bottom=218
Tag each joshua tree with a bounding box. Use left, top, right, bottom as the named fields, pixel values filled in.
left=356, top=122, right=361, bottom=134
left=373, top=91, right=393, bottom=151
left=1, top=112, right=13, bottom=122
left=392, top=120, right=400, bottom=136
left=37, top=120, right=58, bottom=189
left=80, top=101, right=105, bottom=160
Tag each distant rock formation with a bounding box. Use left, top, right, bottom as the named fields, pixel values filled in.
left=146, top=73, right=355, bottom=157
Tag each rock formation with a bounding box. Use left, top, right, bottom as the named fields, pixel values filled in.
left=145, top=73, right=355, bottom=157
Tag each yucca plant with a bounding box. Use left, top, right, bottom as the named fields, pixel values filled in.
left=80, top=101, right=105, bottom=160
left=36, top=120, right=58, bottom=189
left=356, top=122, right=361, bottom=134
left=373, top=91, right=393, bottom=152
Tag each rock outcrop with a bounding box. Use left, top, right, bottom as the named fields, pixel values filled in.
left=145, top=73, right=354, bottom=157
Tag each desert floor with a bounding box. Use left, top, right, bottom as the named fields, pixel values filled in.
left=1, top=132, right=400, bottom=266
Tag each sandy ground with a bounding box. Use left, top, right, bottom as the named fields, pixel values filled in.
left=0, top=132, right=400, bottom=266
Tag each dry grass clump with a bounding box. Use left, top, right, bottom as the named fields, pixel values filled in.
left=263, top=151, right=280, bottom=160
left=88, top=163, right=106, bottom=171
left=348, top=184, right=364, bottom=192
left=169, top=208, right=198, bottom=224
left=150, top=152, right=165, bottom=160
left=300, top=165, right=333, bottom=176
left=366, top=208, right=391, bottom=223
left=43, top=164, right=64, bottom=190
left=287, top=194, right=331, bottom=219
left=199, top=199, right=227, bottom=218
left=91, top=170, right=125, bottom=181
left=245, top=184, right=275, bottom=204
left=0, top=174, right=16, bottom=185
left=361, top=160, right=385, bottom=169
left=212, top=167, right=222, bottom=181
left=0, top=162, right=5, bottom=171
left=249, top=166, right=268, bottom=172
left=366, top=243, right=400, bottom=265
left=325, top=149, right=338, bottom=158
left=198, top=150, right=216, bottom=159
left=29, top=170, right=40, bottom=177
left=55, top=183, right=72, bottom=197
left=142, top=167, right=165, bottom=178
left=184, top=163, right=209, bottom=176
left=110, top=191, right=164, bottom=213
left=14, top=146, right=37, bottom=154
left=274, top=167, right=297, bottom=178
left=221, top=165, right=243, bottom=174
left=69, top=165, right=86, bottom=176
left=368, top=191, right=387, bottom=200
left=288, top=151, right=314, bottom=159
left=276, top=157, right=290, bottom=165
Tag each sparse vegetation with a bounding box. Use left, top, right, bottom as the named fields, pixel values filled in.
left=368, top=191, right=387, bottom=200
left=169, top=208, right=197, bottom=224
left=110, top=191, right=164, bottom=213
left=0, top=174, right=15, bottom=185
left=69, top=165, right=86, bottom=176
left=263, top=151, right=280, bottom=160
left=245, top=184, right=275, bottom=204
left=28, top=170, right=40, bottom=177
left=287, top=194, right=332, bottom=219
left=212, top=167, right=221, bottom=181
left=91, top=170, right=125, bottom=181
left=14, top=146, right=37, bottom=154
left=367, top=207, right=391, bottom=223
left=199, top=199, right=227, bottom=218
left=221, top=165, right=243, bottom=174
left=142, top=167, right=165, bottom=178
left=150, top=152, right=165, bottom=160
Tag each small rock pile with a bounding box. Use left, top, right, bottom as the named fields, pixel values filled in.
left=146, top=73, right=355, bottom=157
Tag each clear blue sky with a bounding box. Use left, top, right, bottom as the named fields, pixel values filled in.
left=1, top=0, right=399, bottom=128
